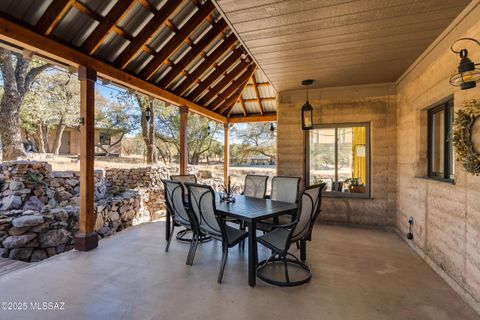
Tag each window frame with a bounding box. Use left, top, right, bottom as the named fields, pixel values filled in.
left=427, top=97, right=454, bottom=182
left=305, top=122, right=371, bottom=198
left=99, top=132, right=111, bottom=146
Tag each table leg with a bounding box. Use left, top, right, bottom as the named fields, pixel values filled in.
left=300, top=240, right=307, bottom=261
left=166, top=210, right=171, bottom=241
left=248, top=221, right=257, bottom=287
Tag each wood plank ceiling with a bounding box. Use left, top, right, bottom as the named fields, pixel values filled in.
left=215, top=0, right=472, bottom=92
left=0, top=0, right=277, bottom=122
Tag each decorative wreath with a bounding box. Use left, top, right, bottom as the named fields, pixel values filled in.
left=452, top=98, right=480, bottom=175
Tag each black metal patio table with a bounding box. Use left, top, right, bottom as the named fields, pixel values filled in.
left=215, top=194, right=297, bottom=287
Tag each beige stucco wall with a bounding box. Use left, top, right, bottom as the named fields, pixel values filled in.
left=277, top=83, right=397, bottom=226
left=395, top=2, right=480, bottom=309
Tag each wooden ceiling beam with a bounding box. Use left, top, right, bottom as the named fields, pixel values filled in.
left=82, top=0, right=136, bottom=55
left=71, top=1, right=103, bottom=21
left=35, top=0, right=72, bottom=35
left=186, top=47, right=243, bottom=101
left=210, top=64, right=256, bottom=111
left=238, top=95, right=247, bottom=116
left=114, top=0, right=183, bottom=69
left=173, top=34, right=236, bottom=96
left=139, top=1, right=215, bottom=80
left=198, top=59, right=250, bottom=106
left=242, top=97, right=275, bottom=103
left=137, top=0, right=157, bottom=14
left=246, top=82, right=270, bottom=87
left=251, top=73, right=264, bottom=115
left=228, top=113, right=277, bottom=123
left=158, top=19, right=227, bottom=89
left=0, top=16, right=226, bottom=123
left=220, top=80, right=249, bottom=115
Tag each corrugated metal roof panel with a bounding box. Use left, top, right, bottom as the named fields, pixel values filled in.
left=262, top=100, right=276, bottom=113
left=245, top=101, right=260, bottom=114
left=117, top=3, right=152, bottom=37
left=0, top=0, right=47, bottom=25
left=79, top=0, right=115, bottom=16
left=258, top=86, right=276, bottom=99
left=241, top=87, right=256, bottom=100
left=126, top=51, right=153, bottom=74
left=230, top=103, right=243, bottom=115
left=95, top=32, right=130, bottom=62
left=53, top=8, right=98, bottom=47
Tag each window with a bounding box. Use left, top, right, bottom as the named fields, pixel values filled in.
left=99, top=132, right=111, bottom=145
left=307, top=123, right=370, bottom=198
left=428, top=98, right=454, bottom=181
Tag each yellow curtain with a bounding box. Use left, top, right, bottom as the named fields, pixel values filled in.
left=352, top=127, right=366, bottom=184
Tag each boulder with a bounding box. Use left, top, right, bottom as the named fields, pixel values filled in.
left=9, top=181, right=25, bottom=191
left=50, top=208, right=68, bottom=221
left=94, top=214, right=104, bottom=231
left=97, top=226, right=111, bottom=237
left=197, top=170, right=213, bottom=179
left=39, top=229, right=70, bottom=248
left=0, top=195, right=22, bottom=210
left=12, top=215, right=44, bottom=228
left=56, top=190, right=73, bottom=202
left=65, top=179, right=78, bottom=187
left=8, top=248, right=33, bottom=261
left=30, top=222, right=50, bottom=233
left=23, top=196, right=44, bottom=211
left=2, top=233, right=37, bottom=249
left=8, top=226, right=30, bottom=236
left=30, top=249, right=48, bottom=262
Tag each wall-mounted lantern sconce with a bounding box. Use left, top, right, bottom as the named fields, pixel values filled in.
left=145, top=106, right=151, bottom=122
left=207, top=124, right=211, bottom=135
left=270, top=122, right=275, bottom=132
left=301, top=79, right=314, bottom=130
left=449, top=37, right=480, bottom=90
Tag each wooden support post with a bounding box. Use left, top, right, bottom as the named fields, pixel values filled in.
left=75, top=67, right=98, bottom=252
left=224, top=123, right=230, bottom=184
left=179, top=106, right=189, bottom=175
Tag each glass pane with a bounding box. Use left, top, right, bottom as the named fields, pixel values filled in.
left=309, top=128, right=336, bottom=191
left=448, top=106, right=455, bottom=179
left=430, top=110, right=445, bottom=176
left=339, top=127, right=367, bottom=194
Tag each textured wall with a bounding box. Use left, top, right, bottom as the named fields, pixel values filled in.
left=396, top=4, right=480, bottom=310
left=277, top=84, right=397, bottom=226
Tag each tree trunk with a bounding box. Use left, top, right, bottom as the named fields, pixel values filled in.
left=0, top=95, right=25, bottom=160
left=141, top=99, right=156, bottom=165
left=52, top=123, right=66, bottom=155
left=0, top=48, right=49, bottom=161
left=41, top=123, right=50, bottom=153
left=36, top=123, right=50, bottom=153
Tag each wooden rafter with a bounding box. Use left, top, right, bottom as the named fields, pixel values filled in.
left=114, top=0, right=183, bottom=69
left=173, top=34, right=236, bottom=96
left=228, top=113, right=277, bottom=123
left=242, top=97, right=275, bottom=103
left=82, top=0, right=136, bottom=55
left=238, top=95, right=247, bottom=116
left=251, top=73, right=264, bottom=115
left=246, top=82, right=270, bottom=88
left=35, top=0, right=72, bottom=35
left=220, top=80, right=248, bottom=115
left=137, top=0, right=157, bottom=13
left=158, top=19, right=227, bottom=88
left=139, top=1, right=215, bottom=80
left=198, top=59, right=250, bottom=106
left=186, top=47, right=243, bottom=101
left=210, top=64, right=256, bottom=111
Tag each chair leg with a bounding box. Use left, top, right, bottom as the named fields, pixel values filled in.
left=283, top=256, right=290, bottom=283
left=186, top=233, right=197, bottom=265
left=218, top=242, right=228, bottom=283
left=190, top=234, right=200, bottom=265
left=165, top=224, right=175, bottom=252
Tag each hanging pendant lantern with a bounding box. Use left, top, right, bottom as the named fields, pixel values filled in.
left=301, top=80, right=314, bottom=130
left=145, top=106, right=152, bottom=122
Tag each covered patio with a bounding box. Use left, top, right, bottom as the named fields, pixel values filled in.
left=1, top=0, right=480, bottom=319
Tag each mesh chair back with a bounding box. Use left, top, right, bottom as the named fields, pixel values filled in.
left=291, top=185, right=323, bottom=241
left=162, top=179, right=191, bottom=226
left=171, top=175, right=197, bottom=184
left=271, top=176, right=300, bottom=203
left=244, top=175, right=268, bottom=198
left=186, top=183, right=222, bottom=237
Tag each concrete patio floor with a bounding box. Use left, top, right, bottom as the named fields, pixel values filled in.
left=0, top=222, right=478, bottom=320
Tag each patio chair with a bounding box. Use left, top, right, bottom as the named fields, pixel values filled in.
left=161, top=179, right=200, bottom=266
left=257, top=176, right=300, bottom=232
left=171, top=174, right=197, bottom=185
left=185, top=182, right=248, bottom=283
left=243, top=175, right=268, bottom=199
left=256, top=184, right=324, bottom=287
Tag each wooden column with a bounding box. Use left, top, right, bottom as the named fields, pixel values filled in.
left=75, top=66, right=98, bottom=251
left=224, top=123, right=230, bottom=184
left=179, top=106, right=188, bottom=175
